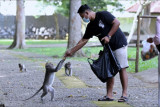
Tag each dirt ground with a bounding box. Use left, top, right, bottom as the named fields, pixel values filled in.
left=0, top=49, right=158, bottom=107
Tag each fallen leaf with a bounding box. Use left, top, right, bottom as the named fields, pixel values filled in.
left=67, top=95, right=73, bottom=98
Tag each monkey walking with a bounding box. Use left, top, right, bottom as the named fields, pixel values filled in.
left=18, top=63, right=27, bottom=72
left=64, top=62, right=72, bottom=76
left=23, top=59, right=65, bottom=102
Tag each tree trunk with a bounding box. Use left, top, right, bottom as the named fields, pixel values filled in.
left=54, top=13, right=60, bottom=39
left=68, top=0, right=84, bottom=57
left=8, top=0, right=25, bottom=49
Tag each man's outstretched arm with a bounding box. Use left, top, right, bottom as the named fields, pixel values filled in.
left=64, top=38, right=89, bottom=57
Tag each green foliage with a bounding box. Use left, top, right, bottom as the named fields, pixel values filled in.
left=37, top=0, right=70, bottom=17
left=82, top=0, right=108, bottom=12
left=82, top=0, right=123, bottom=12
left=37, top=0, right=124, bottom=17
left=55, top=0, right=70, bottom=17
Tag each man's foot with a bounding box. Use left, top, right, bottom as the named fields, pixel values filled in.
left=98, top=96, right=114, bottom=101
left=118, top=96, right=128, bottom=102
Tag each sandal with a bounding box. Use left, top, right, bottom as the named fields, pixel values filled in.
left=98, top=96, right=114, bottom=101
left=118, top=96, right=128, bottom=102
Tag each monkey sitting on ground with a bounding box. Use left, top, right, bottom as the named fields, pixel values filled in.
left=23, top=59, right=65, bottom=102
left=18, top=63, right=27, bottom=72
left=64, top=62, right=72, bottom=76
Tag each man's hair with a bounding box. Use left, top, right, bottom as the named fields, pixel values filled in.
left=77, top=4, right=91, bottom=13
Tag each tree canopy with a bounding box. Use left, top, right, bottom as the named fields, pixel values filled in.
left=39, top=0, right=123, bottom=17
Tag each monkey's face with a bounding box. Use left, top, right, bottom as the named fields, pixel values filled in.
left=65, top=62, right=71, bottom=68
left=67, top=62, right=71, bottom=65
left=45, top=62, right=54, bottom=69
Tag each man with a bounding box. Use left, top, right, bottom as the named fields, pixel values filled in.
left=147, top=16, right=160, bottom=51
left=64, top=4, right=129, bottom=102
left=147, top=16, right=160, bottom=106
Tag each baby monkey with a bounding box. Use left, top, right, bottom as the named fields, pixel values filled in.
left=64, top=62, right=72, bottom=76
left=23, top=59, right=65, bottom=102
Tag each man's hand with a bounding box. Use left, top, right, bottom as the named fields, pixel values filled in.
left=64, top=49, right=72, bottom=58
left=101, top=36, right=110, bottom=44
left=147, top=37, right=153, bottom=43
left=63, top=38, right=89, bottom=59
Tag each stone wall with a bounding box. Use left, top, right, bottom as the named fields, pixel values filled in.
left=0, top=14, right=69, bottom=39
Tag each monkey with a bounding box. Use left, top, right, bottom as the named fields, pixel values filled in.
left=18, top=63, right=27, bottom=72
left=0, top=104, right=5, bottom=107
left=23, top=59, right=65, bottom=102
left=64, top=62, right=72, bottom=76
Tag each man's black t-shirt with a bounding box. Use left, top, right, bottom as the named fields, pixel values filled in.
left=83, top=11, right=127, bottom=51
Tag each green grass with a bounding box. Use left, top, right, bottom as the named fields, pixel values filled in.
left=0, top=39, right=67, bottom=45
left=127, top=47, right=158, bottom=73
left=15, top=47, right=66, bottom=57
left=13, top=46, right=158, bottom=73
left=0, top=39, right=97, bottom=45
left=14, top=47, right=102, bottom=61
left=0, top=39, right=12, bottom=45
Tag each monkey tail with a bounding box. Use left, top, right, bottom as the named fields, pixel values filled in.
left=22, top=86, right=43, bottom=101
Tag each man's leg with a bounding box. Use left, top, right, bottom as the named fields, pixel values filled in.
left=98, top=77, right=114, bottom=101
left=119, top=68, right=128, bottom=97
left=106, top=77, right=114, bottom=98
left=112, top=46, right=128, bottom=102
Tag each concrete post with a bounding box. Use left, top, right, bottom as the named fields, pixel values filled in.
left=158, top=54, right=160, bottom=107
left=155, top=16, right=160, bottom=107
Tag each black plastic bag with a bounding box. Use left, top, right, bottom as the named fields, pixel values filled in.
left=87, top=44, right=121, bottom=83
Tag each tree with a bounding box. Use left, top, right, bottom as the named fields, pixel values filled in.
left=52, top=0, right=123, bottom=17
left=53, top=12, right=60, bottom=39
left=127, top=0, right=156, bottom=43
left=37, top=0, right=68, bottom=39
left=53, top=0, right=70, bottom=17
left=9, top=0, right=25, bottom=49
left=68, top=0, right=84, bottom=57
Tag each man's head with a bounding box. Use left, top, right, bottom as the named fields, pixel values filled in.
left=77, top=4, right=92, bottom=23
